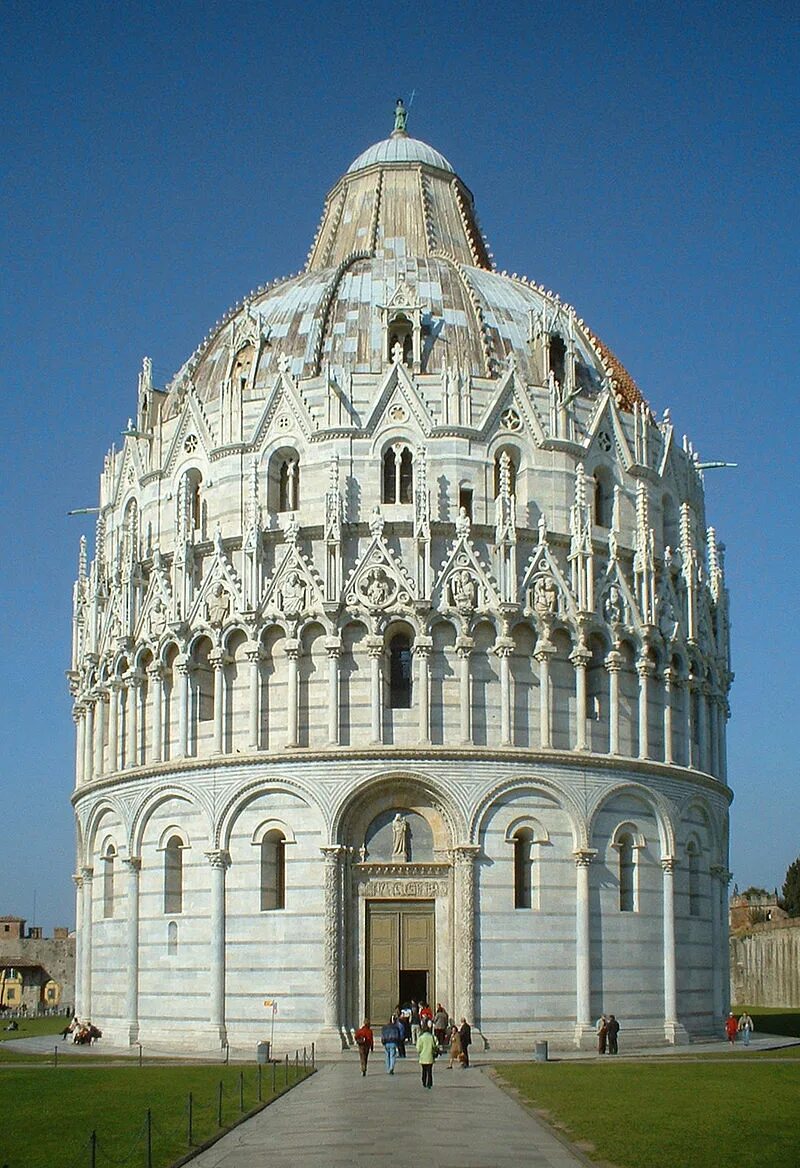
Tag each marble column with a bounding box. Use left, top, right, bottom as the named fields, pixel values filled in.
left=83, top=699, right=95, bottom=784
left=206, top=850, right=230, bottom=1045
left=709, top=692, right=720, bottom=776
left=94, top=689, right=107, bottom=776
left=574, top=849, right=596, bottom=1041
left=456, top=639, right=473, bottom=744
left=709, top=864, right=725, bottom=1025
left=74, top=705, right=85, bottom=786
left=320, top=846, right=345, bottom=1049
left=606, top=652, right=622, bottom=755
left=108, top=681, right=120, bottom=771
left=661, top=856, right=678, bottom=1037
left=662, top=668, right=674, bottom=764
left=80, top=865, right=94, bottom=1020
left=122, top=857, right=141, bottom=1042
left=176, top=656, right=190, bottom=757
left=637, top=658, right=654, bottom=760
left=698, top=683, right=709, bottom=772
left=535, top=647, right=553, bottom=749
left=367, top=638, right=383, bottom=745
left=245, top=643, right=262, bottom=751
left=414, top=637, right=432, bottom=745
left=496, top=640, right=513, bottom=746
left=125, top=673, right=139, bottom=767
left=210, top=650, right=225, bottom=755
left=686, top=679, right=696, bottom=768
left=285, top=639, right=300, bottom=747
left=72, top=873, right=84, bottom=1016
left=325, top=638, right=341, bottom=746
left=148, top=664, right=163, bottom=763
left=453, top=845, right=480, bottom=1024
left=570, top=647, right=591, bottom=751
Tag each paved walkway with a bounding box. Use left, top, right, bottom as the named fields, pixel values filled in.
left=185, top=1058, right=586, bottom=1168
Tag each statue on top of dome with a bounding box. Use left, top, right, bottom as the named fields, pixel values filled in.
left=393, top=98, right=407, bottom=135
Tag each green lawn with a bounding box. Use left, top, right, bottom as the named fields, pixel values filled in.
left=495, top=1061, right=800, bottom=1168
left=0, top=1015, right=68, bottom=1043
left=0, top=1063, right=311, bottom=1168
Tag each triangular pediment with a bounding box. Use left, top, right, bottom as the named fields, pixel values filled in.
left=363, top=362, right=434, bottom=437
left=584, top=391, right=634, bottom=467
left=343, top=528, right=417, bottom=613
left=477, top=366, right=547, bottom=446
left=97, top=590, right=125, bottom=658
left=134, top=554, right=174, bottom=643
left=261, top=542, right=326, bottom=623
left=250, top=370, right=317, bottom=449
left=432, top=531, right=502, bottom=625
left=520, top=539, right=577, bottom=623
left=595, top=555, right=642, bottom=631
left=163, top=387, right=216, bottom=477
left=110, top=435, right=148, bottom=509
left=187, top=535, right=244, bottom=631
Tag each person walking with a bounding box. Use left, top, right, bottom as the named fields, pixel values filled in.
left=433, top=1003, right=448, bottom=1050
left=410, top=1000, right=421, bottom=1045
left=381, top=1015, right=401, bottom=1073
left=417, top=1022, right=437, bottom=1089
left=447, top=1022, right=462, bottom=1068
left=738, top=1012, right=754, bottom=1047
left=606, top=1014, right=620, bottom=1055
left=724, top=1012, right=739, bottom=1046
left=596, top=1014, right=608, bottom=1054
left=355, top=1019, right=374, bottom=1076
left=459, top=1017, right=472, bottom=1068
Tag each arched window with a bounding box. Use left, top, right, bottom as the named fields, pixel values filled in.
left=687, top=841, right=700, bottom=917
left=260, top=830, right=286, bottom=911
left=513, top=827, right=534, bottom=909
left=167, top=920, right=178, bottom=955
left=164, top=835, right=184, bottom=914
left=618, top=832, right=635, bottom=912
left=548, top=334, right=566, bottom=383
left=382, top=445, right=413, bottom=504
left=103, top=844, right=116, bottom=918
left=458, top=484, right=474, bottom=520
left=388, top=315, right=413, bottom=365
left=594, top=467, right=614, bottom=528
left=278, top=458, right=299, bottom=512
left=178, top=469, right=203, bottom=534
left=389, top=634, right=412, bottom=708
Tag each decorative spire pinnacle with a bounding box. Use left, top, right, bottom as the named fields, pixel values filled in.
left=392, top=97, right=408, bottom=137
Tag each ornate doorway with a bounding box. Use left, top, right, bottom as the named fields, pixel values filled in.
left=366, top=900, right=435, bottom=1024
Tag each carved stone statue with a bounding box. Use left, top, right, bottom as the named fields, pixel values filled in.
left=206, top=583, right=231, bottom=627
left=363, top=566, right=393, bottom=608
left=391, top=813, right=408, bottom=862
left=148, top=598, right=167, bottom=639
left=604, top=583, right=624, bottom=626
left=280, top=570, right=306, bottom=618
left=451, top=569, right=477, bottom=615
left=394, top=98, right=407, bottom=134
left=533, top=576, right=558, bottom=618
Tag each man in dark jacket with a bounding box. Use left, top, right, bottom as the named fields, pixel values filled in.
left=459, top=1018, right=472, bottom=1067
left=606, top=1015, right=620, bottom=1055
left=381, top=1015, right=401, bottom=1074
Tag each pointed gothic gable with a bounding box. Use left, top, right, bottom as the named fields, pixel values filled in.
left=110, top=435, right=148, bottom=510
left=249, top=368, right=317, bottom=449
left=260, top=542, right=326, bottom=622
left=362, top=361, right=434, bottom=437
left=97, top=588, right=124, bottom=659
left=162, top=387, right=216, bottom=477
left=134, top=556, right=174, bottom=643
left=584, top=390, right=634, bottom=468
left=186, top=535, right=244, bottom=630
left=476, top=365, right=547, bottom=446
left=595, top=554, right=642, bottom=631
left=655, top=558, right=686, bottom=645
left=520, top=540, right=577, bottom=623
left=342, top=525, right=417, bottom=613
left=432, top=530, right=502, bottom=621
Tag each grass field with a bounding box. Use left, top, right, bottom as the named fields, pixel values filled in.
left=0, top=1015, right=67, bottom=1043
left=0, top=1062, right=311, bottom=1168
left=495, top=1060, right=800, bottom=1168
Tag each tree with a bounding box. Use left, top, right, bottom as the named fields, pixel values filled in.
left=780, top=858, right=800, bottom=918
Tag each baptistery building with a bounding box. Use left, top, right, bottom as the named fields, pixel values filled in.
left=69, top=106, right=733, bottom=1051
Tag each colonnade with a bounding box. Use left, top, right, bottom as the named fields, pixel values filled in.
left=73, top=634, right=728, bottom=785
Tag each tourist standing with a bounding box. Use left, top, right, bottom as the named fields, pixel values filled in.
left=738, top=1012, right=754, bottom=1047
left=447, top=1022, right=462, bottom=1068
left=417, top=1023, right=437, bottom=1089
left=459, top=1018, right=472, bottom=1068
left=433, top=1003, right=448, bottom=1049
left=410, top=1000, right=421, bottom=1045
left=596, top=1014, right=608, bottom=1054
left=606, top=1015, right=620, bottom=1054
left=355, top=1019, right=374, bottom=1076
left=381, top=1015, right=401, bottom=1073
left=725, top=1012, right=739, bottom=1046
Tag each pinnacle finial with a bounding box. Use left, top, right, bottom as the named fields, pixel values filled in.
left=393, top=97, right=408, bottom=137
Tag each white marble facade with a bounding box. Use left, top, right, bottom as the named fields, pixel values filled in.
left=70, top=112, right=732, bottom=1050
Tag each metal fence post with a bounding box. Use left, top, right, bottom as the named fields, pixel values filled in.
left=89, top=1130, right=96, bottom=1168
left=284, top=1052, right=288, bottom=1086
left=303, top=1045, right=307, bottom=1070
left=54, top=1045, right=58, bottom=1068
left=257, top=1063, right=262, bottom=1102
left=187, top=1092, right=193, bottom=1146
left=312, top=1040, right=315, bottom=1068
left=145, top=1109, right=152, bottom=1168
left=239, top=1070, right=244, bottom=1112
left=218, top=1080, right=224, bottom=1127
left=272, top=1058, right=276, bottom=1094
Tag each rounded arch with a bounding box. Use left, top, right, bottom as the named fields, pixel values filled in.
left=677, top=792, right=724, bottom=863
left=470, top=774, right=585, bottom=850
left=609, top=820, right=647, bottom=851
left=587, top=782, right=676, bottom=857
left=503, top=815, right=551, bottom=845
left=131, top=786, right=209, bottom=855
left=332, top=769, right=464, bottom=850
left=221, top=623, right=252, bottom=653
left=83, top=800, right=127, bottom=864
left=250, top=818, right=297, bottom=847
left=157, top=823, right=191, bottom=851
left=217, top=775, right=320, bottom=851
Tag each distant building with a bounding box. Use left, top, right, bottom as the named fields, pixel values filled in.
left=729, top=891, right=788, bottom=930
left=0, top=916, right=74, bottom=1012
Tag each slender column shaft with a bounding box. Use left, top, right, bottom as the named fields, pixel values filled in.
left=415, top=640, right=431, bottom=744
left=367, top=639, right=382, bottom=745
left=637, top=663, right=652, bottom=760
left=321, top=847, right=344, bottom=1032
left=149, top=666, right=163, bottom=763
left=710, top=866, right=724, bottom=1023
left=123, top=858, right=141, bottom=1041
left=74, top=708, right=85, bottom=786
left=607, top=655, right=621, bottom=754
left=126, top=676, right=139, bottom=767
left=211, top=653, right=225, bottom=755
left=719, top=701, right=729, bottom=782
left=537, top=652, right=552, bottom=748
left=94, top=692, right=107, bottom=775
left=663, top=670, right=674, bottom=764
left=108, top=683, right=120, bottom=771
left=326, top=641, right=341, bottom=746
left=574, top=851, right=595, bottom=1027
left=498, top=645, right=512, bottom=746
left=246, top=646, right=261, bottom=750
left=686, top=680, right=695, bottom=768
left=177, top=659, right=190, bottom=757
left=697, top=685, right=709, bottom=771
left=571, top=650, right=590, bottom=751
left=72, top=875, right=84, bottom=1016
left=286, top=641, right=300, bottom=747
left=83, top=701, right=94, bottom=783
left=80, top=866, right=94, bottom=1020
left=661, top=857, right=677, bottom=1025
left=457, top=643, right=472, bottom=744
left=453, top=846, right=479, bottom=1023
left=709, top=693, right=719, bottom=776
left=207, top=851, right=229, bottom=1042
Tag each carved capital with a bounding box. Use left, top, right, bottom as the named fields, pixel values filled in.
left=146, top=663, right=165, bottom=682
left=284, top=638, right=301, bottom=661
left=72, top=872, right=84, bottom=890
left=209, top=649, right=227, bottom=671
left=636, top=658, right=657, bottom=679
left=205, top=849, right=231, bottom=870
left=122, top=856, right=142, bottom=873
left=604, top=651, right=623, bottom=673
left=324, top=637, right=342, bottom=659
left=80, top=865, right=94, bottom=883
left=710, top=865, right=733, bottom=885
left=573, top=849, right=597, bottom=869
left=660, top=855, right=677, bottom=874
left=244, top=641, right=263, bottom=665
left=175, top=655, right=191, bottom=677
left=413, top=636, right=433, bottom=657
left=569, top=647, right=592, bottom=669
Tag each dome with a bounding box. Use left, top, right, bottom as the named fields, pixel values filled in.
left=347, top=134, right=455, bottom=175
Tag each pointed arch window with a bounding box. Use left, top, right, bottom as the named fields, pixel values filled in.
left=260, top=830, right=286, bottom=911
left=103, top=844, right=116, bottom=918
left=383, top=445, right=413, bottom=504
left=164, top=835, right=184, bottom=915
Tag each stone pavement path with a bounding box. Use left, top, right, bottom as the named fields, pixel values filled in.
left=187, top=1057, right=587, bottom=1168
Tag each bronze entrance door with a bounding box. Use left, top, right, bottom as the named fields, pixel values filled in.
left=366, top=900, right=435, bottom=1025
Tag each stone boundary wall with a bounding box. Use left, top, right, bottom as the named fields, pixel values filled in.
left=730, top=919, right=800, bottom=1007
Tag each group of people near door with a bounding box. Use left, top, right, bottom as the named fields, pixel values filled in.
left=354, top=1001, right=472, bottom=1088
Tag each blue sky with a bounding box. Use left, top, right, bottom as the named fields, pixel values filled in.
left=2, top=1, right=798, bottom=929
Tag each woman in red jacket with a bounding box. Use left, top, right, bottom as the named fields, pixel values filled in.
left=355, top=1019, right=374, bottom=1076
left=724, top=1012, right=739, bottom=1045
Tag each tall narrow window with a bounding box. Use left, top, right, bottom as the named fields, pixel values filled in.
left=164, top=835, right=184, bottom=914
left=618, top=833, right=635, bottom=912
left=382, top=446, right=413, bottom=504
left=389, top=634, right=412, bottom=708
left=594, top=467, right=614, bottom=528
left=459, top=486, right=473, bottom=520
left=167, top=920, right=178, bottom=955
left=513, top=827, right=534, bottom=909
left=688, top=842, right=700, bottom=917
left=103, top=845, right=116, bottom=918
left=260, top=830, right=286, bottom=911
left=548, top=334, right=566, bottom=383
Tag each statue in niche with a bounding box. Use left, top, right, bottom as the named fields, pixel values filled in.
left=391, top=813, right=409, bottom=862
left=533, top=576, right=558, bottom=619
left=280, top=570, right=307, bottom=618
left=451, top=569, right=477, bottom=615
left=149, top=598, right=167, bottom=639
left=206, top=583, right=231, bottom=627
left=363, top=566, right=394, bottom=608
left=391, top=338, right=404, bottom=365
left=603, top=584, right=624, bottom=627
left=657, top=592, right=678, bottom=641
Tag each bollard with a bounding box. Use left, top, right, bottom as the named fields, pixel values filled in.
left=272, top=1058, right=276, bottom=1094
left=218, top=1080, right=224, bottom=1127
left=312, top=1040, right=315, bottom=1069
left=89, top=1130, right=97, bottom=1168
left=284, top=1052, right=288, bottom=1086
left=225, top=1041, right=230, bottom=1065
left=257, top=1063, right=262, bottom=1102
left=239, top=1070, right=244, bottom=1112
left=54, top=1045, right=58, bottom=1068
left=138, top=1042, right=143, bottom=1068
left=145, top=1109, right=152, bottom=1168
left=187, top=1092, right=193, bottom=1146
left=303, top=1045, right=307, bottom=1070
